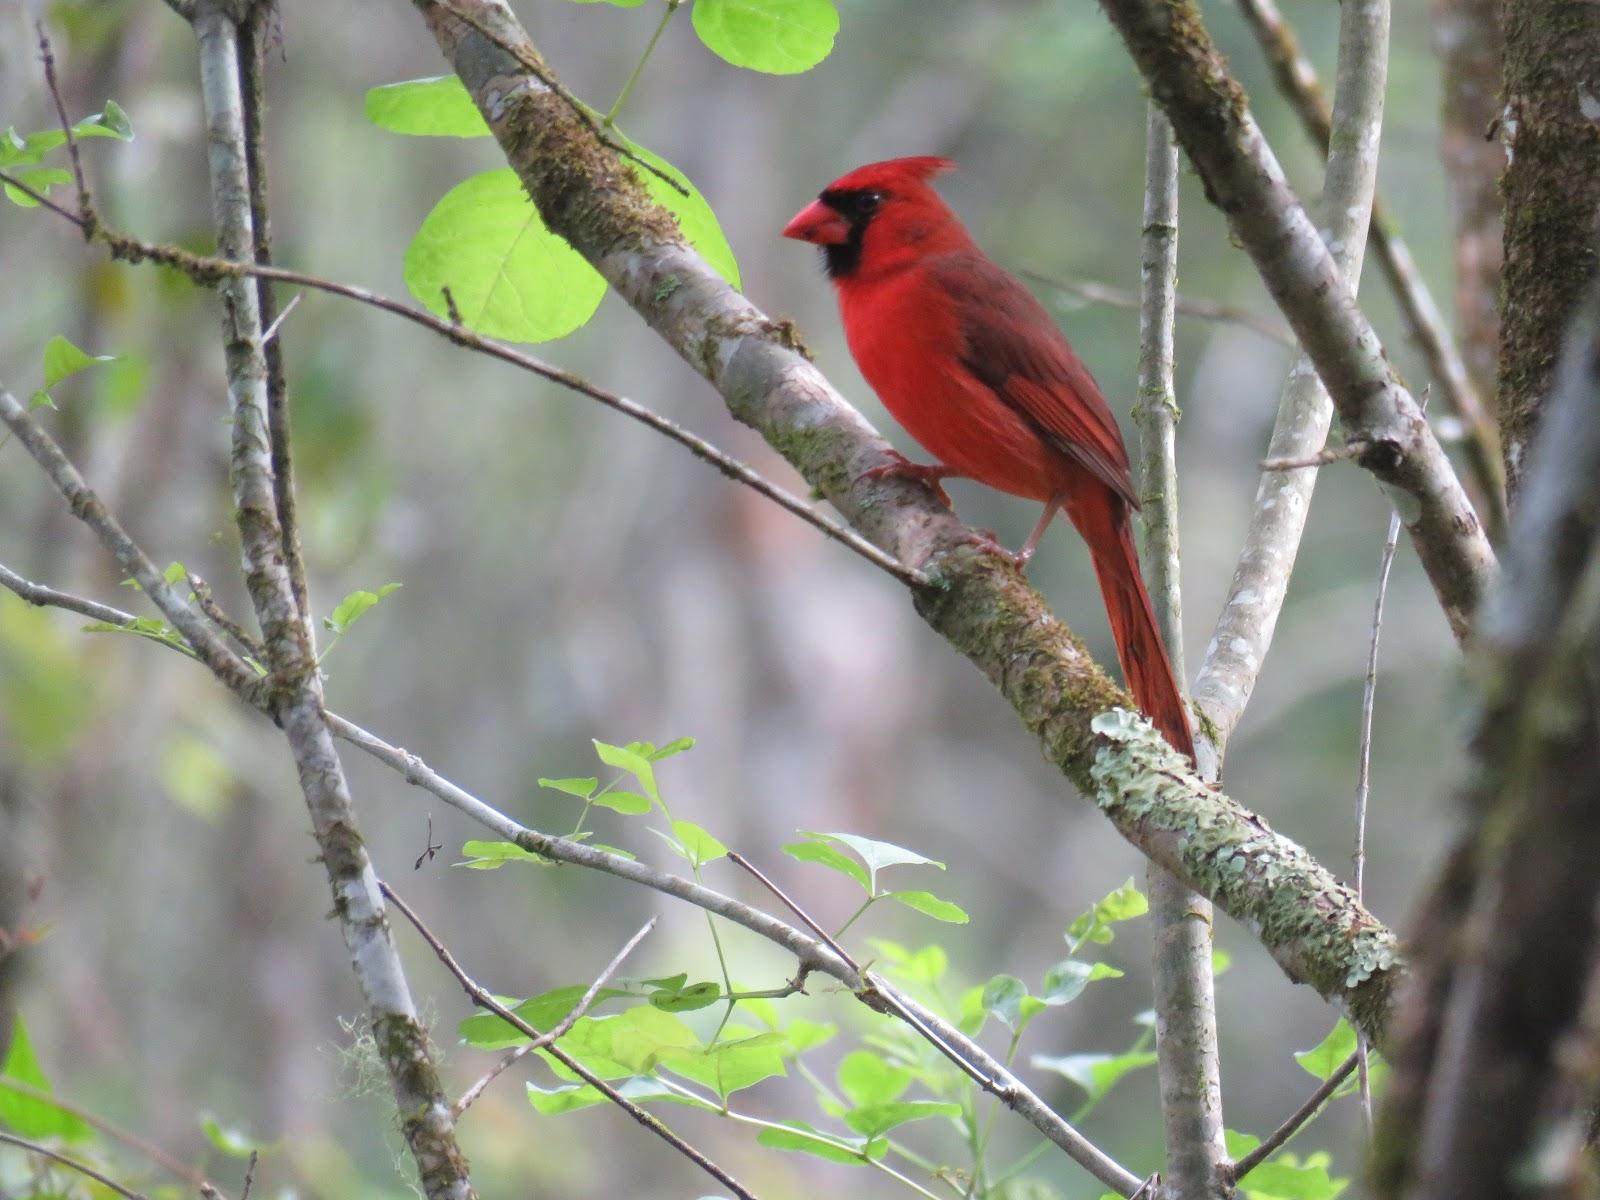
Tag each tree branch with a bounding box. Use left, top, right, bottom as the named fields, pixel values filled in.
left=187, top=4, right=475, bottom=1194
left=1186, top=0, right=1395, bottom=758
left=403, top=0, right=1400, bottom=1040
left=1497, top=1, right=1600, bottom=501
left=1099, top=0, right=1494, bottom=644
left=1133, top=103, right=1227, bottom=1200
left=1237, top=0, right=1506, bottom=532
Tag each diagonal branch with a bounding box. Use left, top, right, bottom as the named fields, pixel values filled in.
left=401, top=0, right=1400, bottom=1039
left=1185, top=0, right=1392, bottom=756
left=1236, top=0, right=1506, bottom=532
left=1098, top=0, right=1495, bottom=644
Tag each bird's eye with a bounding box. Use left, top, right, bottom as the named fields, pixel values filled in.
left=857, top=191, right=884, bottom=213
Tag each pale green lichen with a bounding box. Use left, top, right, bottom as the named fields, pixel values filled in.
left=1088, top=706, right=1400, bottom=1036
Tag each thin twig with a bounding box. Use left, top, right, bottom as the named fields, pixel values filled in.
left=1260, top=441, right=1371, bottom=471
left=239, top=1150, right=257, bottom=1200
left=187, top=571, right=265, bottom=660
left=0, top=166, right=922, bottom=589
left=0, top=1078, right=220, bottom=1194
left=725, top=851, right=860, bottom=972
left=1023, top=269, right=1295, bottom=347
left=0, top=1129, right=149, bottom=1200
left=452, top=916, right=658, bottom=1116
left=1231, top=1052, right=1360, bottom=1181
left=36, top=24, right=91, bottom=225
left=380, top=884, right=757, bottom=1200
left=260, top=291, right=300, bottom=347
left=1355, top=510, right=1404, bottom=1139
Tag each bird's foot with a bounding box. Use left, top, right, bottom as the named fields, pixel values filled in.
left=859, top=453, right=958, bottom=509
left=955, top=526, right=1031, bottom=571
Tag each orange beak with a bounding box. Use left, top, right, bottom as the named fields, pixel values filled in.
left=782, top=199, right=850, bottom=245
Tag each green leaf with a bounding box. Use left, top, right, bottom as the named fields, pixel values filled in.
left=1066, top=878, right=1149, bottom=946
left=404, top=168, right=607, bottom=343
left=783, top=839, right=870, bottom=893
left=801, top=831, right=941, bottom=893
left=837, top=1050, right=910, bottom=1108
left=593, top=739, right=660, bottom=806
left=1040, top=959, right=1123, bottom=1006
left=1225, top=1129, right=1262, bottom=1159
left=843, top=1100, right=962, bottom=1137
left=663, top=1030, right=787, bottom=1098
left=1031, top=1050, right=1158, bottom=1101
left=42, top=334, right=117, bottom=389
left=365, top=75, right=490, bottom=138
left=757, top=1122, right=872, bottom=1165
left=324, top=582, right=401, bottom=635
left=981, top=974, right=1029, bottom=1029
left=647, top=981, right=721, bottom=1012
left=29, top=334, right=118, bottom=407
left=539, top=776, right=599, bottom=799
left=865, top=939, right=947, bottom=987
left=884, top=889, right=968, bottom=924
left=647, top=736, right=696, bottom=761
left=780, top=1019, right=836, bottom=1055
left=4, top=165, right=71, bottom=208
left=0, top=1017, right=91, bottom=1141
left=1295, top=1019, right=1356, bottom=1082
left=671, top=819, right=727, bottom=866
left=93, top=101, right=133, bottom=141
left=691, top=0, right=840, bottom=74
left=201, top=1116, right=267, bottom=1158
left=1240, top=1152, right=1348, bottom=1200
left=593, top=789, right=652, bottom=816
left=458, top=839, right=550, bottom=869
left=612, top=135, right=741, bottom=287
left=459, top=984, right=630, bottom=1048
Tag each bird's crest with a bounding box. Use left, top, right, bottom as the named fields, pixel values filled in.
left=821, top=156, right=957, bottom=194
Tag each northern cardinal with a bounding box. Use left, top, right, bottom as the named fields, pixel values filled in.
left=783, top=156, right=1193, bottom=759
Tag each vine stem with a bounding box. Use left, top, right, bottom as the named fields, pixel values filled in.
left=605, top=0, right=682, bottom=128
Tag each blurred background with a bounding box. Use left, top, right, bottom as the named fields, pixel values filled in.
left=0, top=1, right=1469, bottom=1195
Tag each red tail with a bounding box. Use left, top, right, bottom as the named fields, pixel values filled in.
left=1073, top=496, right=1195, bottom=761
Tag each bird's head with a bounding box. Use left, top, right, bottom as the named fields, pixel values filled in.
left=783, top=156, right=964, bottom=281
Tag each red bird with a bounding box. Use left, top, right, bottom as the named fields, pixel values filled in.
left=783, top=156, right=1193, bottom=759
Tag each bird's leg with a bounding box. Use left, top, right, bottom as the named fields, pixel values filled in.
left=858, top=452, right=965, bottom=508
left=1012, top=494, right=1066, bottom=569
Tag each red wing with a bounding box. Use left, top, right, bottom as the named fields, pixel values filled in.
left=931, top=254, right=1139, bottom=508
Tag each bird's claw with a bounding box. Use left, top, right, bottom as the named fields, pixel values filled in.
left=956, top=526, right=1031, bottom=572
left=858, top=454, right=956, bottom=509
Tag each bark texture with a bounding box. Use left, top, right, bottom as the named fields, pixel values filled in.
left=1434, top=0, right=1505, bottom=406
left=1498, top=0, right=1600, bottom=499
